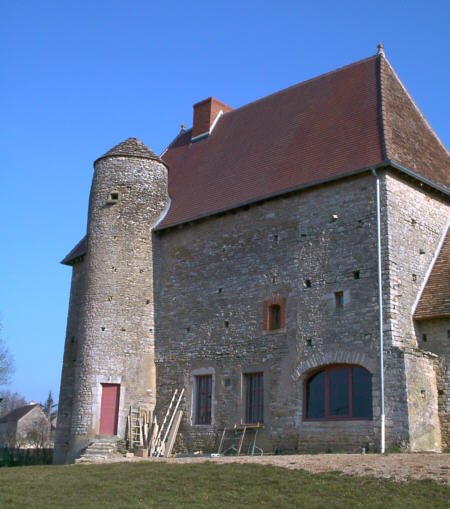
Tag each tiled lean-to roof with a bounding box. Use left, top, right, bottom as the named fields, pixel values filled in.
left=61, top=236, right=87, bottom=265
left=62, top=50, right=449, bottom=264
left=414, top=227, right=450, bottom=320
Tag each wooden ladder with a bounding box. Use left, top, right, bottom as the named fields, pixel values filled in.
left=128, top=407, right=143, bottom=449
left=151, top=388, right=184, bottom=457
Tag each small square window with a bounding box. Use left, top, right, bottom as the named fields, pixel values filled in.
left=335, top=291, right=344, bottom=308
left=422, top=334, right=427, bottom=342
left=107, top=191, right=119, bottom=204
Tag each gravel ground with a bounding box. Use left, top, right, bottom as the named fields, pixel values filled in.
left=109, top=453, right=450, bottom=485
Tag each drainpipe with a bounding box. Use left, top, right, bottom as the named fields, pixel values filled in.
left=372, top=168, right=385, bottom=454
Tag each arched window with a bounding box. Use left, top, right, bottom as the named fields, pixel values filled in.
left=304, top=365, right=372, bottom=420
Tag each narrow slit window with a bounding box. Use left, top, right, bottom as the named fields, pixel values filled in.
left=335, top=291, right=344, bottom=308
left=264, top=298, right=286, bottom=331
left=269, top=304, right=281, bottom=330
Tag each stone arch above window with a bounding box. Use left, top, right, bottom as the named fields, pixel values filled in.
left=295, top=350, right=376, bottom=379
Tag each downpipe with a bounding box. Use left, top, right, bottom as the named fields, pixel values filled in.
left=372, top=168, right=385, bottom=454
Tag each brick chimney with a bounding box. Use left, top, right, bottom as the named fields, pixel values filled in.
left=191, top=97, right=232, bottom=140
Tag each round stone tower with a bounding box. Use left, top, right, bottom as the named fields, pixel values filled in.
left=65, top=138, right=169, bottom=462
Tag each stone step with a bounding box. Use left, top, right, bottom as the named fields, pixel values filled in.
left=76, top=436, right=123, bottom=463
left=87, top=445, right=116, bottom=451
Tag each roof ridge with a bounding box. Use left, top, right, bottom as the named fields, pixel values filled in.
left=381, top=56, right=449, bottom=155
left=222, top=54, right=379, bottom=118
left=166, top=54, right=380, bottom=146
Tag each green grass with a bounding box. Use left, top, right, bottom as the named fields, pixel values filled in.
left=0, top=462, right=448, bottom=508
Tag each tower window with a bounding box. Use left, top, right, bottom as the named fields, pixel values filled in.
left=107, top=192, right=119, bottom=204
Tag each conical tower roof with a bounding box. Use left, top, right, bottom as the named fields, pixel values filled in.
left=94, top=137, right=166, bottom=165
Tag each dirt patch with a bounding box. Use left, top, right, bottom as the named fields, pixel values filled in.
left=114, top=453, right=450, bottom=485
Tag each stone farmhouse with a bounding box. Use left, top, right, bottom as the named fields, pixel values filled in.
left=0, top=404, right=51, bottom=448
left=54, top=46, right=449, bottom=464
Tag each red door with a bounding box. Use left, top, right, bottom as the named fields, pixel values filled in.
left=99, top=384, right=120, bottom=435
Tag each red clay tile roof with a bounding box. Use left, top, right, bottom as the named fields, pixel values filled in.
left=414, top=227, right=450, bottom=320
left=381, top=59, right=449, bottom=187
left=160, top=55, right=383, bottom=228
left=159, top=53, right=448, bottom=229
left=62, top=52, right=449, bottom=263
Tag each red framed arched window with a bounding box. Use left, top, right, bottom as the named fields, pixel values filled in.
left=304, top=365, right=372, bottom=420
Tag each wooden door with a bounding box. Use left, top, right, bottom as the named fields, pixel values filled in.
left=99, top=383, right=120, bottom=435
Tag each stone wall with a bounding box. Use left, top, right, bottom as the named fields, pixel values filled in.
left=155, top=173, right=385, bottom=453
left=383, top=171, right=449, bottom=450
left=56, top=162, right=448, bottom=461
left=415, top=319, right=450, bottom=450
left=55, top=154, right=168, bottom=463
left=54, top=260, right=86, bottom=463
left=403, top=349, right=441, bottom=451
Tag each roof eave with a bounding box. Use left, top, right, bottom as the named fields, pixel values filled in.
left=413, top=313, right=450, bottom=321
left=157, top=162, right=391, bottom=231
left=387, top=160, right=450, bottom=196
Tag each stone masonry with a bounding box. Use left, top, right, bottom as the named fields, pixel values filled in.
left=54, top=51, right=449, bottom=463
left=54, top=142, right=168, bottom=463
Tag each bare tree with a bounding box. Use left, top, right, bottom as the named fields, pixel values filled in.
left=0, top=391, right=27, bottom=418
left=0, top=323, right=14, bottom=386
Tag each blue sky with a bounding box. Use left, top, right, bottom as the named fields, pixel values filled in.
left=1, top=0, right=449, bottom=404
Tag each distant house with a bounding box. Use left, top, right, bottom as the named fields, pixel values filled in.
left=0, top=404, right=51, bottom=448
